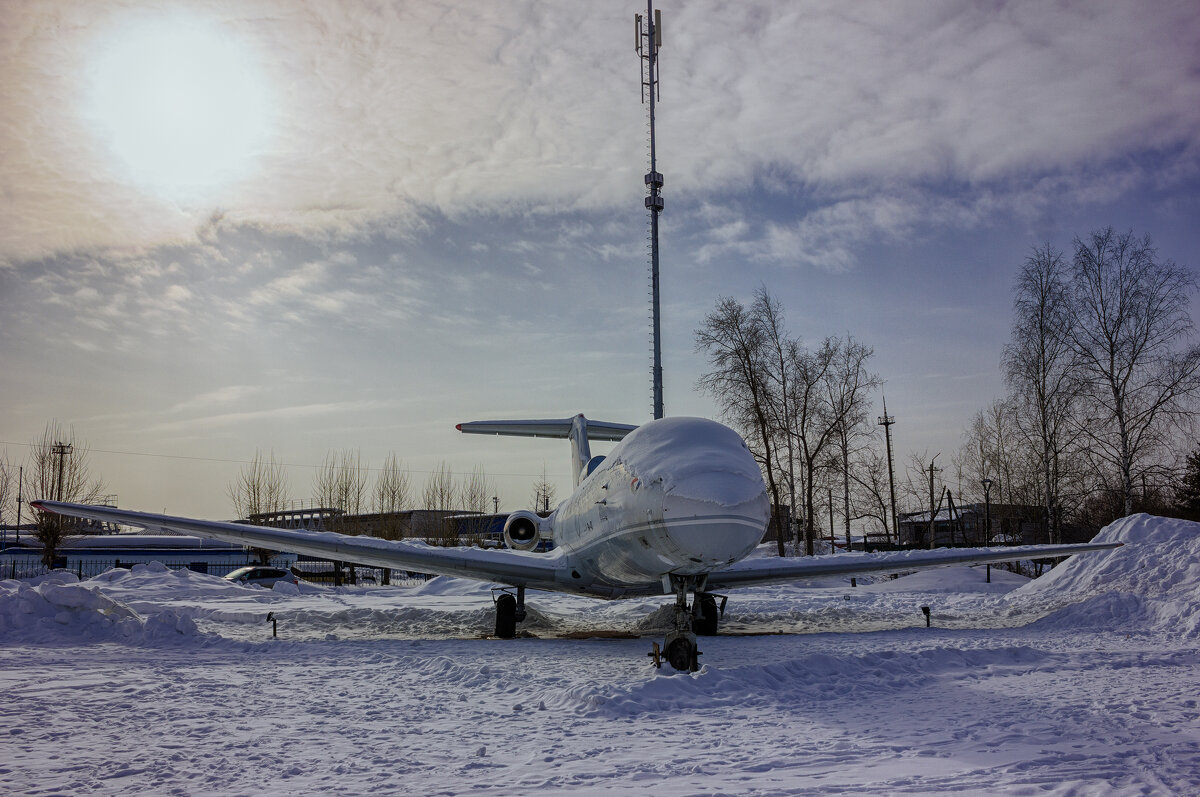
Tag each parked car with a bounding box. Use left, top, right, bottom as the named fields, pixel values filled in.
left=223, top=566, right=300, bottom=588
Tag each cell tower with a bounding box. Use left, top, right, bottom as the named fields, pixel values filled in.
left=636, top=2, right=664, bottom=420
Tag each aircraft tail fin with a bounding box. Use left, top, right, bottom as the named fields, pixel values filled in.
left=457, top=414, right=637, bottom=487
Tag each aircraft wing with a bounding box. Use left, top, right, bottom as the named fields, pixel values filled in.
left=704, top=541, right=1122, bottom=590
left=31, top=501, right=568, bottom=591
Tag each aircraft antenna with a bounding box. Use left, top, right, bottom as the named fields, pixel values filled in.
left=636, top=2, right=665, bottom=419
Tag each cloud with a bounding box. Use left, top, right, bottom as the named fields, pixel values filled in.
left=1, top=0, right=1197, bottom=264
left=143, top=399, right=405, bottom=435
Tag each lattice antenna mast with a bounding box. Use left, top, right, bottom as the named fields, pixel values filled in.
left=636, top=2, right=664, bottom=419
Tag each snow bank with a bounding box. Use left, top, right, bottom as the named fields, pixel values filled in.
left=411, top=575, right=496, bottom=596
left=1013, top=514, right=1200, bottom=636
left=572, top=645, right=1066, bottom=719
left=0, top=575, right=199, bottom=645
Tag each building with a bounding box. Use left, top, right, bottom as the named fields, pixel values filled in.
left=898, top=503, right=1049, bottom=548
left=1, top=534, right=295, bottom=580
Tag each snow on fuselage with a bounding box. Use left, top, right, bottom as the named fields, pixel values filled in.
left=550, top=417, right=770, bottom=594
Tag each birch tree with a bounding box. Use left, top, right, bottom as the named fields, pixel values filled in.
left=696, top=295, right=789, bottom=555
left=1067, top=228, right=1200, bottom=515
left=1003, top=244, right=1082, bottom=543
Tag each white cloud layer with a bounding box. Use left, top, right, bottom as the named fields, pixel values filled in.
left=2, top=0, right=1199, bottom=518
left=2, top=0, right=1198, bottom=263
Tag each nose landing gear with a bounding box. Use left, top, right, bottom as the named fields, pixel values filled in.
left=649, top=576, right=724, bottom=672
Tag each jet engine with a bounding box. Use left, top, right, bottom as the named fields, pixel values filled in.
left=503, top=511, right=546, bottom=552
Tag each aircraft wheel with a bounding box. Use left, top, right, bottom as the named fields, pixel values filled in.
left=694, top=593, right=719, bottom=636
left=664, top=634, right=698, bottom=672
left=494, top=593, right=517, bottom=639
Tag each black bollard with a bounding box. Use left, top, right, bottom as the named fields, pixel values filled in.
left=921, top=606, right=931, bottom=627
left=266, top=611, right=277, bottom=638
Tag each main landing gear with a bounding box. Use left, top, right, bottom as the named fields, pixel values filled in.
left=493, top=586, right=526, bottom=638
left=649, top=575, right=726, bottom=672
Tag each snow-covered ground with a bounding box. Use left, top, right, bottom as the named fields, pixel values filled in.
left=2, top=514, right=1199, bottom=795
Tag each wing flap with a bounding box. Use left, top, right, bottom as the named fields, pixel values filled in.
left=705, top=542, right=1122, bottom=590
left=33, top=501, right=567, bottom=590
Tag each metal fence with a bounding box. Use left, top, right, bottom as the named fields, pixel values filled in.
left=3, top=557, right=433, bottom=586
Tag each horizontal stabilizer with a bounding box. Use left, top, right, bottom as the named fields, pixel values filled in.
left=456, top=416, right=636, bottom=441
left=458, top=414, right=638, bottom=487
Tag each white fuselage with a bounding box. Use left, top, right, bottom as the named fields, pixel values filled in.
left=545, top=417, right=770, bottom=596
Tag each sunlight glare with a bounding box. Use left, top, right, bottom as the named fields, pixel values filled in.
left=87, top=15, right=273, bottom=202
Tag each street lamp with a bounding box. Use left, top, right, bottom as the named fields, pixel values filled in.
left=981, top=478, right=993, bottom=545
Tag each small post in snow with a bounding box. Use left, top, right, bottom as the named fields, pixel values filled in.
left=921, top=606, right=931, bottom=628
left=267, top=611, right=277, bottom=638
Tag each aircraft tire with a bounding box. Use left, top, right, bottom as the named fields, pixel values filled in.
left=694, top=593, right=719, bottom=636
left=664, top=636, right=698, bottom=672
left=495, top=593, right=518, bottom=639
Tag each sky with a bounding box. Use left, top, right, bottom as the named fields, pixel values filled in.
left=2, top=0, right=1200, bottom=520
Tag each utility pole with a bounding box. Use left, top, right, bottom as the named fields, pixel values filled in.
left=927, top=455, right=941, bottom=550
left=636, top=1, right=665, bottom=420
left=52, top=442, right=72, bottom=501
left=15, top=465, right=22, bottom=545
left=52, top=441, right=72, bottom=544
left=877, top=397, right=898, bottom=543
left=827, top=487, right=835, bottom=550
left=982, top=477, right=994, bottom=582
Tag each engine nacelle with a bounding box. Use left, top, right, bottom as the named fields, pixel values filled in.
left=503, top=510, right=547, bottom=552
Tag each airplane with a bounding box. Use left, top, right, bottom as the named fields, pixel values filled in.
left=35, top=413, right=1121, bottom=671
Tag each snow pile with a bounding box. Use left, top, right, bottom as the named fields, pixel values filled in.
left=0, top=573, right=200, bottom=644
left=1013, top=514, right=1200, bottom=636
left=573, top=645, right=1062, bottom=719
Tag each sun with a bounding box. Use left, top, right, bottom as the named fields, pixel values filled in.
left=86, top=15, right=274, bottom=203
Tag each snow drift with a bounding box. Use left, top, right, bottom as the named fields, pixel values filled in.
left=1, top=565, right=201, bottom=645
left=1012, top=513, right=1200, bottom=637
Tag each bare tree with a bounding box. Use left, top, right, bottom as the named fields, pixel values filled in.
left=530, top=466, right=557, bottom=513
left=0, top=452, right=17, bottom=537
left=696, top=295, right=789, bottom=555
left=458, top=466, right=496, bottom=545
left=698, top=292, right=882, bottom=556
left=227, top=449, right=289, bottom=520
left=787, top=336, right=841, bottom=556
left=752, top=288, right=801, bottom=545
left=1002, top=244, right=1083, bottom=543
left=372, top=453, right=412, bottom=540
left=373, top=454, right=411, bottom=515
left=26, top=422, right=106, bottom=566
left=823, top=335, right=883, bottom=552
left=904, top=452, right=949, bottom=548
left=848, top=444, right=892, bottom=544
left=421, top=462, right=460, bottom=546
left=313, top=450, right=370, bottom=529
left=1067, top=228, right=1200, bottom=515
